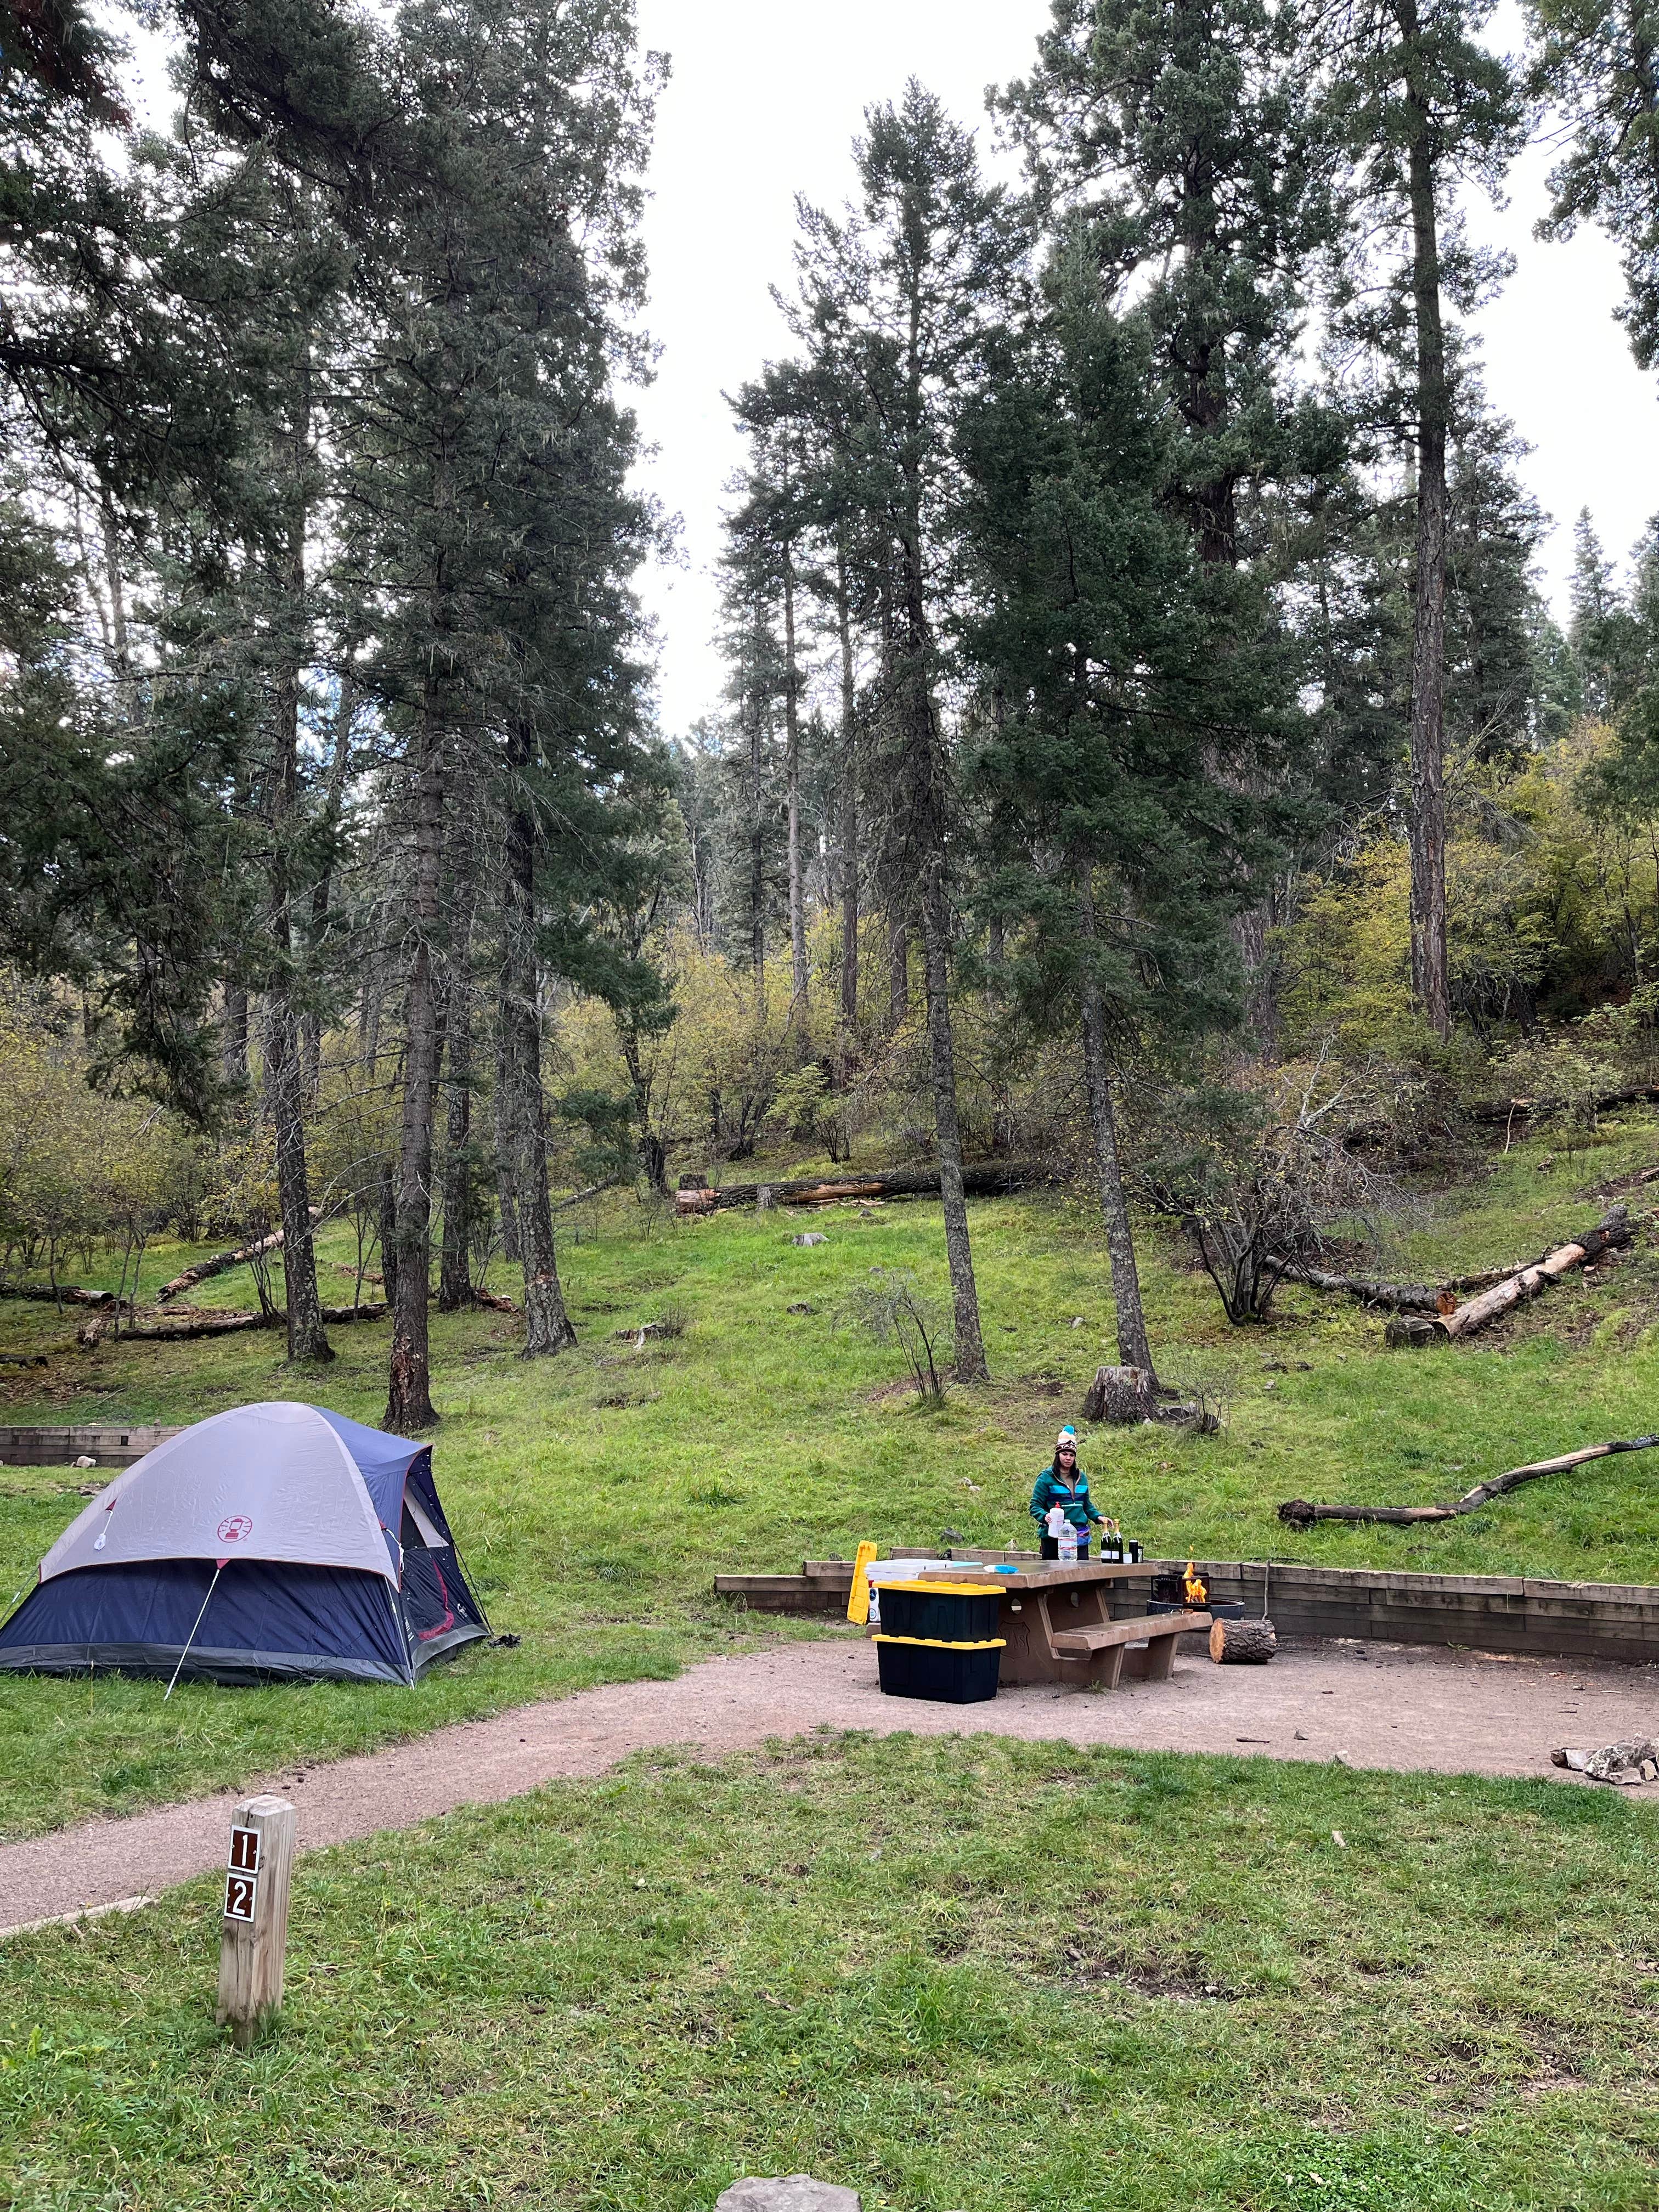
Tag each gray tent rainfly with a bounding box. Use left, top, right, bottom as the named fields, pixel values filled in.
left=0, top=1402, right=489, bottom=1685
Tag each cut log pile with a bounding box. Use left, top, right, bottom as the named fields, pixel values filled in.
left=675, top=1163, right=1045, bottom=1214
left=1279, top=1431, right=1659, bottom=1529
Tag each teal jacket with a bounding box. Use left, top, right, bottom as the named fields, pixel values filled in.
left=1029, top=1461, right=1103, bottom=1532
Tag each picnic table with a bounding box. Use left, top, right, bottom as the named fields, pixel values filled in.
left=924, top=1561, right=1211, bottom=1689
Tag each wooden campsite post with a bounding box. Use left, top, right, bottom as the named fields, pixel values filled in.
left=216, top=1795, right=297, bottom=2047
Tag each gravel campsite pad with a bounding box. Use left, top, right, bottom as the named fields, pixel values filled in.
left=5, top=1632, right=1656, bottom=1933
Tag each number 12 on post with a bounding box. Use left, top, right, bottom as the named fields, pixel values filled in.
left=224, top=1825, right=261, bottom=1922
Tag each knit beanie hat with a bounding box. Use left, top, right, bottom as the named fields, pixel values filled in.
left=1056, top=1425, right=1078, bottom=1452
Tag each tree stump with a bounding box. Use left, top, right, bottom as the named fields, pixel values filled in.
left=1385, top=1313, right=1443, bottom=1349
left=1081, top=1364, right=1155, bottom=1425
left=1209, top=1616, right=1277, bottom=1664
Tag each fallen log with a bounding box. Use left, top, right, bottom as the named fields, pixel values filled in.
left=1210, top=1616, right=1277, bottom=1663
left=0, top=1283, right=113, bottom=1307
left=680, top=1163, right=1048, bottom=1214
left=1469, top=1083, right=1659, bottom=1125
left=1280, top=1251, right=1572, bottom=1316
left=1384, top=1205, right=1633, bottom=1347
left=1278, top=1431, right=1659, bottom=1529
left=1278, top=1264, right=1443, bottom=1313
left=82, top=1300, right=388, bottom=1346
left=156, top=1225, right=288, bottom=1302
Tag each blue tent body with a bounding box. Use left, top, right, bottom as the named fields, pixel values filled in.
left=0, top=1403, right=489, bottom=1686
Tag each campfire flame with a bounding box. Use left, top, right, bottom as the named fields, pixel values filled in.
left=1183, top=1558, right=1208, bottom=1605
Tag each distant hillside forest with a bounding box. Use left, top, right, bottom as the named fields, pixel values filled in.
left=2, top=0, right=1658, bottom=1423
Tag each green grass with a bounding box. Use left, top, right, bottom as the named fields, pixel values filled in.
left=4, top=1734, right=1658, bottom=2209
left=3, top=1114, right=1659, bottom=1838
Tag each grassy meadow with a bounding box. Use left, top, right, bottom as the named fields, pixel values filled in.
left=5, top=1121, right=1659, bottom=2210
left=4, top=1734, right=1659, bottom=2210
left=3, top=1113, right=1659, bottom=1837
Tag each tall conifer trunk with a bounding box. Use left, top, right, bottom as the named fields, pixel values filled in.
left=836, top=544, right=859, bottom=1059
left=1077, top=873, right=1154, bottom=1379
left=386, top=681, right=444, bottom=1430
left=438, top=868, right=476, bottom=1312
left=921, top=853, right=988, bottom=1383
left=783, top=524, right=806, bottom=1002
left=503, top=748, right=576, bottom=1357
left=748, top=692, right=767, bottom=1011
left=264, top=376, right=331, bottom=1365
left=1402, top=0, right=1452, bottom=1041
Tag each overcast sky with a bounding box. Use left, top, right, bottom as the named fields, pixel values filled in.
left=630, top=0, right=1658, bottom=741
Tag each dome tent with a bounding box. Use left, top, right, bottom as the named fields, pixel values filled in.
left=0, top=1403, right=488, bottom=1685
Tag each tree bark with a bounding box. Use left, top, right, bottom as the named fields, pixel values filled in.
left=385, top=685, right=444, bottom=1431
left=503, top=758, right=577, bottom=1358
left=749, top=690, right=767, bottom=1013
left=262, top=376, right=331, bottom=1367
left=438, top=873, right=476, bottom=1313
left=784, top=525, right=806, bottom=1003
left=1077, top=875, right=1154, bottom=1380
left=888, top=916, right=910, bottom=1029
left=221, top=989, right=250, bottom=1090
left=921, top=855, right=989, bottom=1383
left=836, top=541, right=859, bottom=1059
left=1209, top=1617, right=1277, bottom=1664
left=1403, top=0, right=1452, bottom=1043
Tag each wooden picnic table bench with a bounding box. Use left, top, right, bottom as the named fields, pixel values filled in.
left=1049, top=1609, right=1213, bottom=1687
left=974, top=1562, right=1209, bottom=1688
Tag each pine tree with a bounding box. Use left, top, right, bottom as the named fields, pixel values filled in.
left=1530, top=0, right=1659, bottom=374
left=784, top=84, right=1025, bottom=1381
left=962, top=280, right=1287, bottom=1379
left=1317, top=0, right=1525, bottom=1039
left=352, top=0, right=657, bottom=1420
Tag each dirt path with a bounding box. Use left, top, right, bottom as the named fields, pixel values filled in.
left=4, top=1634, right=1655, bottom=1934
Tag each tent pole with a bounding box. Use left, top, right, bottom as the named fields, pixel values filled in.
left=164, top=1560, right=226, bottom=1701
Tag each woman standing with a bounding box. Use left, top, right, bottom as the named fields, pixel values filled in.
left=1029, top=1425, right=1105, bottom=1559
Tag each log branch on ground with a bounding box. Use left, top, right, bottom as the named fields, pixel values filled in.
left=79, top=1301, right=388, bottom=1346
left=677, top=1164, right=1047, bottom=1214
left=1278, top=1431, right=1659, bottom=1528
left=1383, top=1204, right=1633, bottom=1346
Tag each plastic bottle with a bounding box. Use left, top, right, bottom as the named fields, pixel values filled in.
left=1058, top=1519, right=1078, bottom=1564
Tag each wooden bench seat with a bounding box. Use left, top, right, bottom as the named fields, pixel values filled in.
left=1049, top=1609, right=1211, bottom=1686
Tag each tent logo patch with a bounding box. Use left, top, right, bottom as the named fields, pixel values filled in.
left=217, top=1515, right=253, bottom=1544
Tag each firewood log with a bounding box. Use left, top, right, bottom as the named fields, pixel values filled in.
left=1209, top=1616, right=1277, bottom=1663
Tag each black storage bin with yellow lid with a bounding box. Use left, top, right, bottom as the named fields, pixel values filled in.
left=873, top=1634, right=1003, bottom=1703
left=877, top=1578, right=1003, bottom=1643
left=872, top=1577, right=1005, bottom=1703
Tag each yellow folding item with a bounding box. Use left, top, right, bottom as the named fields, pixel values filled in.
left=847, top=1540, right=879, bottom=1624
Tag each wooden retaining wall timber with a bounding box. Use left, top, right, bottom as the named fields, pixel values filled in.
left=0, top=1426, right=180, bottom=1469
left=714, top=1552, right=1659, bottom=1667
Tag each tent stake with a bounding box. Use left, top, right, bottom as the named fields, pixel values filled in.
left=164, top=1560, right=225, bottom=1701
